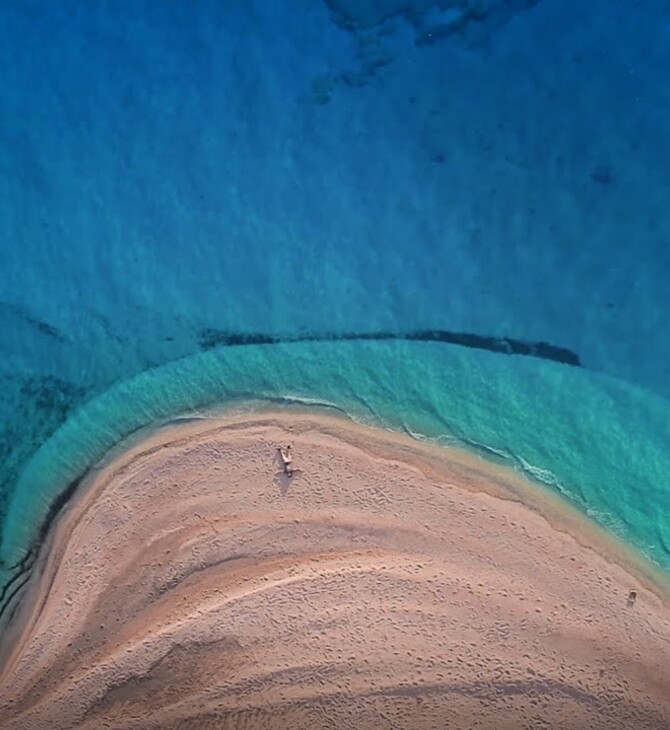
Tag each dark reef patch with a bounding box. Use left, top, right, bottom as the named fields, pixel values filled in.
left=18, top=375, right=85, bottom=415
left=590, top=164, right=615, bottom=186
left=323, top=0, right=542, bottom=45
left=0, top=301, right=68, bottom=344
left=198, top=330, right=280, bottom=349
left=313, top=1, right=544, bottom=106
left=198, top=328, right=581, bottom=367
left=24, top=317, right=65, bottom=342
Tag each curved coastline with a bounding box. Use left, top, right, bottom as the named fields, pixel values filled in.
left=2, top=340, right=670, bottom=581
left=1, top=410, right=670, bottom=729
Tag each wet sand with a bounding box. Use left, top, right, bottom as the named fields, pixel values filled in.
left=1, top=410, right=670, bottom=729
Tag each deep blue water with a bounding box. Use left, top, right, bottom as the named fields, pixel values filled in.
left=1, top=0, right=670, bottom=614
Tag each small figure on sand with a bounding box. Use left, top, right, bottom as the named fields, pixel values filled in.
left=627, top=589, right=637, bottom=608
left=277, top=445, right=300, bottom=477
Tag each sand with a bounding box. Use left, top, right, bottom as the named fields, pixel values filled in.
left=1, top=410, right=670, bottom=730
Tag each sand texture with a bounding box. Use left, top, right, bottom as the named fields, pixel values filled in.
left=1, top=412, right=669, bottom=730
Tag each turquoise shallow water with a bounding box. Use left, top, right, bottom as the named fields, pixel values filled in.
left=1, top=1, right=670, bottom=614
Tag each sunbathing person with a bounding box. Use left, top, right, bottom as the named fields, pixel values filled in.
left=277, top=445, right=300, bottom=477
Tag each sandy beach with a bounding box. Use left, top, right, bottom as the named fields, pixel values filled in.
left=1, top=410, right=669, bottom=729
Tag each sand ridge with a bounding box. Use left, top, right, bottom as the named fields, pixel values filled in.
left=1, top=411, right=670, bottom=729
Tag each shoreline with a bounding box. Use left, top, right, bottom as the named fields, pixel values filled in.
left=3, top=404, right=670, bottom=659
left=111, top=404, right=670, bottom=602
left=2, top=407, right=670, bottom=728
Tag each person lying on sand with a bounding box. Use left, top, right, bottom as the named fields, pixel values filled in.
left=277, top=445, right=301, bottom=477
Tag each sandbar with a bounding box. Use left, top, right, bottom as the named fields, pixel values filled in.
left=1, top=410, right=669, bottom=729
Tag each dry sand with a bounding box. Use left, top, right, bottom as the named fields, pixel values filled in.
left=1, top=410, right=669, bottom=730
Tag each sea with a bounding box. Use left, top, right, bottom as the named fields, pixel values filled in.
left=1, top=0, right=669, bottom=613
